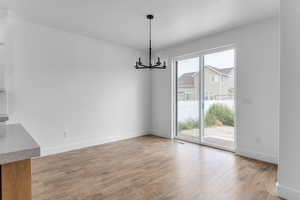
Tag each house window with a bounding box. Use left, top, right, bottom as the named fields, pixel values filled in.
left=186, top=93, right=192, bottom=100
left=204, top=91, right=209, bottom=100
left=212, top=75, right=219, bottom=83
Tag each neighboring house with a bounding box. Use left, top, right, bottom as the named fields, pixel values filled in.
left=178, top=66, right=234, bottom=101
left=178, top=72, right=199, bottom=101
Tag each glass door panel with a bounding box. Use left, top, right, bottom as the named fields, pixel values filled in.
left=176, top=57, right=200, bottom=139
left=202, top=49, right=235, bottom=150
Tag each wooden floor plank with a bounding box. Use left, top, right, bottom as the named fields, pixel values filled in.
left=1, top=159, right=32, bottom=200
left=0, top=165, right=1, bottom=200
left=32, top=136, right=281, bottom=200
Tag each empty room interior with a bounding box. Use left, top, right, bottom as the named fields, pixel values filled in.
left=0, top=0, right=299, bottom=200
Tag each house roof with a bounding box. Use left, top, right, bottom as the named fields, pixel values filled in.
left=210, top=66, right=234, bottom=75
left=207, top=66, right=234, bottom=76
left=178, top=72, right=197, bottom=88
left=178, top=66, right=234, bottom=88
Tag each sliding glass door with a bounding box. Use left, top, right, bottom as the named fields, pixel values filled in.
left=176, top=57, right=200, bottom=141
left=175, top=48, right=236, bottom=150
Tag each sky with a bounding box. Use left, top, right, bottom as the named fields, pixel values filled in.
left=177, top=49, right=235, bottom=77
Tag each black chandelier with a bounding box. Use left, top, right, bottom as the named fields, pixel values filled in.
left=135, top=14, right=166, bottom=69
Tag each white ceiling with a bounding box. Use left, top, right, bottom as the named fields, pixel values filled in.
left=0, top=0, right=279, bottom=50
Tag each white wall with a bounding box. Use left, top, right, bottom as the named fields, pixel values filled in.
left=2, top=12, right=280, bottom=166
left=5, top=15, right=152, bottom=156
left=152, top=18, right=280, bottom=164
left=277, top=1, right=300, bottom=199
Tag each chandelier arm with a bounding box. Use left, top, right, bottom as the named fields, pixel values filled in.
left=152, top=62, right=166, bottom=69
left=152, top=65, right=166, bottom=69
left=136, top=63, right=151, bottom=68
left=136, top=66, right=151, bottom=69
left=136, top=66, right=146, bottom=69
left=152, top=63, right=162, bottom=68
left=138, top=63, right=149, bottom=67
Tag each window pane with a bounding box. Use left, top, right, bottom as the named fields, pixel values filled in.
left=203, top=49, right=235, bottom=149
left=177, top=57, right=200, bottom=138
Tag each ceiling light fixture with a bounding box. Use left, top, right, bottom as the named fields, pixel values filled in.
left=135, top=14, right=166, bottom=69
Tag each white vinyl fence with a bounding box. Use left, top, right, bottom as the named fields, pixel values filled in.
left=178, top=100, right=234, bottom=122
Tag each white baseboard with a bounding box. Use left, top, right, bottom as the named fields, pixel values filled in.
left=150, top=131, right=278, bottom=165
left=41, top=132, right=149, bottom=157
left=149, top=130, right=172, bottom=139
left=235, top=148, right=278, bottom=164
left=277, top=183, right=300, bottom=200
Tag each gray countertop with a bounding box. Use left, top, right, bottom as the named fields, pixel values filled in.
left=0, top=114, right=9, bottom=122
left=0, top=124, right=40, bottom=165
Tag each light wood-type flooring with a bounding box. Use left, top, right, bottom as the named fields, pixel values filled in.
left=32, top=135, right=281, bottom=200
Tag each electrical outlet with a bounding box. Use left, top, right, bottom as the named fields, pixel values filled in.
left=255, top=137, right=262, bottom=144
left=242, top=97, right=253, bottom=105
left=63, top=131, right=68, bottom=138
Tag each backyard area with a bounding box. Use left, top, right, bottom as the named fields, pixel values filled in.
left=180, top=126, right=234, bottom=141
left=180, top=126, right=234, bottom=149
left=178, top=103, right=235, bottom=149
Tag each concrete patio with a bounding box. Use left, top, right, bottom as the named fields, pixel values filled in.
left=180, top=126, right=234, bottom=149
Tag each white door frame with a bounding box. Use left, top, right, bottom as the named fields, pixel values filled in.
left=173, top=44, right=238, bottom=152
